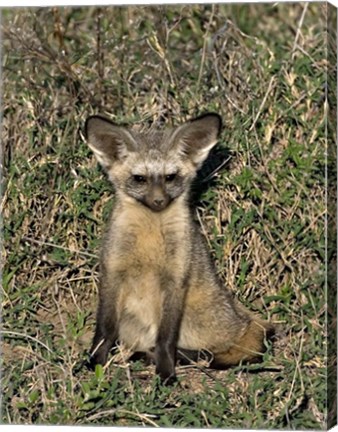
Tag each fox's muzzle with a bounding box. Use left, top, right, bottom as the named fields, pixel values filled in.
left=144, top=184, right=170, bottom=212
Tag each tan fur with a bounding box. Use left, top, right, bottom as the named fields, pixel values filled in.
left=85, top=113, right=274, bottom=381
left=104, top=196, right=190, bottom=352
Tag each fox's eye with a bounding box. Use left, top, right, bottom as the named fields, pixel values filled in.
left=133, top=175, right=146, bottom=183
left=165, top=174, right=176, bottom=182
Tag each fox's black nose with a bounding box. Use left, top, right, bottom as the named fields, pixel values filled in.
left=153, top=199, right=164, bottom=206
left=146, top=190, right=169, bottom=211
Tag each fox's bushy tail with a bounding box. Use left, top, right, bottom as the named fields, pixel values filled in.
left=211, top=317, right=275, bottom=368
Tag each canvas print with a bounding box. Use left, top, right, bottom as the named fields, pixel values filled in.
left=1, top=2, right=336, bottom=429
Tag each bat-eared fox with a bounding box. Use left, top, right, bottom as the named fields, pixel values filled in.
left=85, top=113, right=274, bottom=384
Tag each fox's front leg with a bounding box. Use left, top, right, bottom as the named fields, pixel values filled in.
left=155, top=275, right=186, bottom=384
left=89, top=274, right=119, bottom=368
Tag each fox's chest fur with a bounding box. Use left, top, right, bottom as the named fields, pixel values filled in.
left=102, top=198, right=191, bottom=351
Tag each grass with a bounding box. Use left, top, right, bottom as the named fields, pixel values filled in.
left=1, top=3, right=334, bottom=428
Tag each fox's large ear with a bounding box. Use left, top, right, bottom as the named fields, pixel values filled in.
left=170, top=114, right=222, bottom=167
left=85, top=116, right=137, bottom=169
